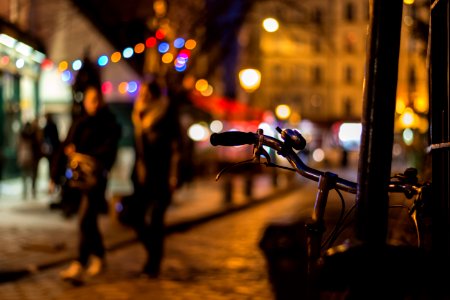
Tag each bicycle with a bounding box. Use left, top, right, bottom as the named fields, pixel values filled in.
left=210, top=127, right=432, bottom=299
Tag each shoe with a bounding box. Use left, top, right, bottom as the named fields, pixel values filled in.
left=86, top=256, right=105, bottom=277
left=59, top=261, right=84, bottom=283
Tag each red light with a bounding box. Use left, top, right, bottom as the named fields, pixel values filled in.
left=178, top=49, right=190, bottom=58
left=41, top=58, right=54, bottom=70
left=145, top=37, right=157, bottom=48
left=102, top=81, right=113, bottom=94
left=0, top=56, right=10, bottom=65
left=155, top=29, right=165, bottom=40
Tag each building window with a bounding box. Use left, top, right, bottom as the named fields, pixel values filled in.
left=344, top=2, right=355, bottom=22
left=311, top=7, right=323, bottom=25
left=344, top=97, right=352, bottom=116
left=312, top=66, right=322, bottom=84
left=344, top=32, right=356, bottom=53
left=313, top=38, right=322, bottom=53
left=345, top=65, right=354, bottom=84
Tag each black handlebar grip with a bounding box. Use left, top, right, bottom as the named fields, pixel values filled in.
left=210, top=132, right=257, bottom=146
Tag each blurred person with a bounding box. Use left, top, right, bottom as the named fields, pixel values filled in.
left=17, top=119, right=43, bottom=199
left=131, top=79, right=181, bottom=278
left=56, top=85, right=121, bottom=283
left=41, top=112, right=61, bottom=170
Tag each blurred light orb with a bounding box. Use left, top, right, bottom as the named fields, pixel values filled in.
left=403, top=128, right=414, bottom=145
left=72, top=59, right=82, bottom=71
left=239, top=68, right=261, bottom=92
left=61, top=70, right=72, bottom=82
left=174, top=38, right=185, bottom=48
left=127, top=81, right=138, bottom=93
left=188, top=123, right=209, bottom=141
left=123, top=47, right=134, bottom=58
left=145, top=37, right=157, bottom=48
left=210, top=120, right=223, bottom=133
left=134, top=43, right=145, bottom=54
left=162, top=53, right=173, bottom=63
left=396, top=97, right=406, bottom=114
left=195, top=79, right=209, bottom=92
left=102, top=81, right=113, bottom=94
left=400, top=107, right=415, bottom=128
left=58, top=61, right=68, bottom=72
left=175, top=64, right=187, bottom=72
left=262, top=18, right=279, bottom=33
left=155, top=29, right=165, bottom=39
left=312, top=148, right=325, bottom=162
left=201, top=85, right=213, bottom=96
left=97, top=55, right=108, bottom=67
left=111, top=52, right=121, bottom=63
left=118, top=82, right=128, bottom=94
left=185, top=39, right=197, bottom=50
left=158, top=42, right=170, bottom=54
left=275, top=104, right=291, bottom=120
left=15, top=58, right=25, bottom=69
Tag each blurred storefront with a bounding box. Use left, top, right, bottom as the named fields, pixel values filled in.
left=0, top=19, right=46, bottom=178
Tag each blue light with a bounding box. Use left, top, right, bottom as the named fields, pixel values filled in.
left=61, top=70, right=72, bottom=82
left=173, top=38, right=185, bottom=49
left=123, top=47, right=134, bottom=58
left=175, top=64, right=187, bottom=72
left=158, top=42, right=170, bottom=54
left=174, top=56, right=188, bottom=68
left=127, top=81, right=138, bottom=93
left=98, top=55, right=109, bottom=67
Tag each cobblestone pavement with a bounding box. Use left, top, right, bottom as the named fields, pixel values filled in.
left=0, top=186, right=318, bottom=300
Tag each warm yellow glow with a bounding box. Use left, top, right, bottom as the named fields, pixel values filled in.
left=418, top=117, right=429, bottom=133
left=185, top=39, right=197, bottom=50
left=396, top=98, right=406, bottom=114
left=275, top=104, right=291, bottom=120
left=118, top=82, right=128, bottom=94
left=414, top=97, right=429, bottom=114
left=262, top=18, right=279, bottom=33
left=111, top=52, right=121, bottom=63
left=153, top=0, right=167, bottom=17
left=201, top=84, right=213, bottom=96
left=239, top=68, right=261, bottom=92
left=161, top=52, right=173, bottom=63
left=58, top=61, right=68, bottom=72
left=400, top=107, right=416, bottom=128
left=195, top=79, right=209, bottom=92
left=404, top=0, right=414, bottom=5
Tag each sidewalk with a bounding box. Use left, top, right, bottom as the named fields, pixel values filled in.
left=0, top=158, right=300, bottom=283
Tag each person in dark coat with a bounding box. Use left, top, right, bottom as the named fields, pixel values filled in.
left=131, top=79, right=181, bottom=278
left=58, top=85, right=121, bottom=283
left=41, top=112, right=61, bottom=170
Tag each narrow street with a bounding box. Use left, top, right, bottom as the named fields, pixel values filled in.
left=0, top=184, right=324, bottom=300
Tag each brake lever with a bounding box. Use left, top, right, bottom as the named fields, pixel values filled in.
left=215, top=143, right=296, bottom=181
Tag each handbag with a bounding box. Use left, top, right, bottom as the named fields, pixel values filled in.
left=65, top=152, right=99, bottom=191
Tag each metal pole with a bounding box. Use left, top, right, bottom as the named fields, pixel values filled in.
left=355, top=0, right=403, bottom=245
left=429, top=0, right=450, bottom=294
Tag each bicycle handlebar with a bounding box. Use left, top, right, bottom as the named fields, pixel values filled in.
left=210, top=130, right=358, bottom=194
left=210, top=129, right=425, bottom=198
